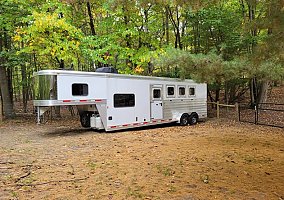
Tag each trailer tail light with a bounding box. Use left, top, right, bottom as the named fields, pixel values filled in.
left=63, top=100, right=72, bottom=102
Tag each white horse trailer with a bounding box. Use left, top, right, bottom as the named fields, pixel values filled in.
left=33, top=70, right=207, bottom=131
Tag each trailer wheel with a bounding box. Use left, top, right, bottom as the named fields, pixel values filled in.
left=180, top=113, right=189, bottom=126
left=80, top=112, right=91, bottom=128
left=189, top=113, right=198, bottom=125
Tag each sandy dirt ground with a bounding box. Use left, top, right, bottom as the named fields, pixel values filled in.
left=0, top=118, right=283, bottom=200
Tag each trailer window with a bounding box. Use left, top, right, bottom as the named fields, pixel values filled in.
left=178, top=86, right=186, bottom=96
left=153, top=89, right=161, bottom=99
left=72, top=84, right=88, bottom=96
left=114, top=94, right=135, bottom=108
left=167, top=86, right=175, bottom=97
left=33, top=75, right=57, bottom=100
left=189, top=87, right=195, bottom=96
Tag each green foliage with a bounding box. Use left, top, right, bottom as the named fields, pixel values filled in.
left=155, top=47, right=284, bottom=82
left=15, top=6, right=83, bottom=68
left=154, top=47, right=283, bottom=102
left=184, top=3, right=244, bottom=59
left=10, top=0, right=282, bottom=73
left=0, top=0, right=30, bottom=31
left=1, top=0, right=283, bottom=108
left=253, top=61, right=284, bottom=81
left=155, top=48, right=227, bottom=82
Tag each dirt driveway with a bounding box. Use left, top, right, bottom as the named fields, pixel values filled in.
left=0, top=118, right=283, bottom=200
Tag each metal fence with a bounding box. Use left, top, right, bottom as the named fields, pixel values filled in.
left=238, top=103, right=284, bottom=128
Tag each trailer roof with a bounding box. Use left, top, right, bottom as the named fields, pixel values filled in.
left=34, top=70, right=197, bottom=83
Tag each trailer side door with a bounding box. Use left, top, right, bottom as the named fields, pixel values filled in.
left=150, top=85, right=163, bottom=120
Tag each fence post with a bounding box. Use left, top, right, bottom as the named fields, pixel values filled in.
left=235, top=102, right=239, bottom=121
left=256, top=104, right=259, bottom=125
left=254, top=105, right=257, bottom=124
left=0, top=98, right=3, bottom=122
left=217, top=101, right=220, bottom=119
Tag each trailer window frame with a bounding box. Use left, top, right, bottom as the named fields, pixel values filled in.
left=72, top=83, right=88, bottom=96
left=166, top=85, right=175, bottom=98
left=178, top=85, right=186, bottom=97
left=189, top=86, right=196, bottom=97
left=114, top=94, right=135, bottom=108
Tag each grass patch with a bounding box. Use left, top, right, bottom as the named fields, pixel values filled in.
left=87, top=162, right=97, bottom=170
left=243, top=155, right=274, bottom=164
left=127, top=186, right=144, bottom=198
left=168, top=185, right=177, bottom=193
left=156, top=164, right=175, bottom=176
left=11, top=191, right=18, bottom=198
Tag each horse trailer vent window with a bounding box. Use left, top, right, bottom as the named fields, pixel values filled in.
left=153, top=89, right=161, bottom=99
left=189, top=87, right=195, bottom=96
left=72, top=84, right=88, bottom=96
left=33, top=75, right=57, bottom=100
left=167, top=86, right=175, bottom=97
left=114, top=94, right=135, bottom=108
left=178, top=86, right=186, bottom=96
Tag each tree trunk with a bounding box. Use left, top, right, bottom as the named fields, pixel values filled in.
left=250, top=78, right=256, bottom=106
left=167, top=6, right=183, bottom=49
left=87, top=1, right=96, bottom=36
left=0, top=32, right=15, bottom=118
left=123, top=6, right=132, bottom=68
left=247, top=0, right=257, bottom=53
left=7, top=66, right=13, bottom=102
left=215, top=88, right=220, bottom=103
left=247, top=1, right=261, bottom=106
left=0, top=66, right=15, bottom=118
left=165, top=7, right=169, bottom=45
left=193, top=16, right=200, bottom=54
left=257, top=81, right=270, bottom=104
left=21, top=65, right=28, bottom=113
left=54, top=106, right=61, bottom=118
left=0, top=95, right=3, bottom=122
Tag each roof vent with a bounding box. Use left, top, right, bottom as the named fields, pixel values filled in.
left=95, top=67, right=118, bottom=74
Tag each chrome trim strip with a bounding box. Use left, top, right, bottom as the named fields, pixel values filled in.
left=105, top=119, right=177, bottom=132
left=33, top=99, right=106, bottom=107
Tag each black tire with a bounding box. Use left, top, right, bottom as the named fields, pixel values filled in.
left=189, top=113, right=198, bottom=125
left=180, top=113, right=190, bottom=126
left=80, top=112, right=91, bottom=128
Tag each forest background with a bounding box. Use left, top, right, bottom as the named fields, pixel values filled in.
left=0, top=0, right=283, bottom=118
